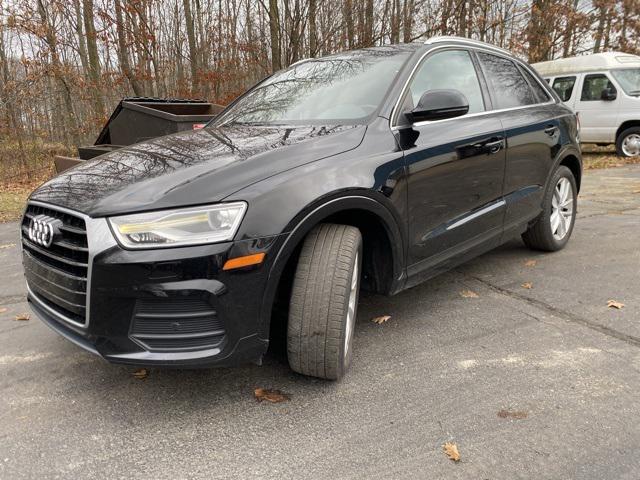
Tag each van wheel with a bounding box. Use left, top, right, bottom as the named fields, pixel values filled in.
left=522, top=165, right=577, bottom=252
left=287, top=224, right=362, bottom=380
left=616, top=127, right=640, bottom=157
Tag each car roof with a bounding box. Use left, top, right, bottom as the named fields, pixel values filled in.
left=532, top=52, right=640, bottom=77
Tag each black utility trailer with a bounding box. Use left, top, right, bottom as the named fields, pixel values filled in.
left=54, top=97, right=225, bottom=173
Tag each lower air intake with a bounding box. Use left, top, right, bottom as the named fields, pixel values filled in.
left=131, top=296, right=225, bottom=352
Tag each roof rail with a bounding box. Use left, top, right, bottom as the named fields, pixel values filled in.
left=425, top=36, right=512, bottom=56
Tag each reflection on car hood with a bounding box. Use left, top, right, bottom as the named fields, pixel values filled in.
left=30, top=124, right=366, bottom=217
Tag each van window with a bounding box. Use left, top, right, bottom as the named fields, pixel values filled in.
left=552, top=76, right=577, bottom=102
left=477, top=52, right=537, bottom=109
left=521, top=67, right=551, bottom=102
left=405, top=49, right=485, bottom=115
left=611, top=69, right=640, bottom=96
left=581, top=74, right=616, bottom=101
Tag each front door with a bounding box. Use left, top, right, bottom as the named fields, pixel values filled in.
left=575, top=72, right=620, bottom=143
left=394, top=48, right=506, bottom=283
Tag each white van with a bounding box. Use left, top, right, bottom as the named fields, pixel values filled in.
left=533, top=52, right=640, bottom=157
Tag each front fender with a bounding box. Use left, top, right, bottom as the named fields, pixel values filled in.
left=256, top=192, right=406, bottom=339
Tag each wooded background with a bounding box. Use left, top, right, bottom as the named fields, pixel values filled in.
left=0, top=0, right=639, bottom=180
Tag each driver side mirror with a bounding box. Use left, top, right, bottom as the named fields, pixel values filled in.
left=405, top=89, right=470, bottom=124
left=601, top=88, right=617, bottom=101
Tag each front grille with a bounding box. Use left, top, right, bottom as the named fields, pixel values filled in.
left=131, top=296, right=225, bottom=351
left=21, top=204, right=88, bottom=325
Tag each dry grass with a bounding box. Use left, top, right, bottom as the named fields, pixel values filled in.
left=582, top=144, right=640, bottom=170
left=0, top=173, right=53, bottom=222
left=0, top=140, right=61, bottom=222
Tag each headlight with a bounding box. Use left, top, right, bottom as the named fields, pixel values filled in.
left=108, top=202, right=247, bottom=249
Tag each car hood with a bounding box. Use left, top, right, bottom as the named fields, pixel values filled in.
left=30, top=124, right=366, bottom=217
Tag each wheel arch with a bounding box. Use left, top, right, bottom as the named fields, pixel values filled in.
left=549, top=145, right=583, bottom=193
left=258, top=192, right=406, bottom=341
left=616, top=120, right=640, bottom=142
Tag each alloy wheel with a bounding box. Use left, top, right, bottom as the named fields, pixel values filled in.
left=550, top=177, right=574, bottom=241
left=344, top=252, right=359, bottom=359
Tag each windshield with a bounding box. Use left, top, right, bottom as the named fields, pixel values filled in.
left=611, top=69, right=640, bottom=96
left=213, top=47, right=414, bottom=126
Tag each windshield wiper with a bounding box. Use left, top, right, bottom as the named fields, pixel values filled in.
left=629, top=90, right=640, bottom=96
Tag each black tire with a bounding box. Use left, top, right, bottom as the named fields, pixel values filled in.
left=616, top=127, right=640, bottom=158
left=522, top=165, right=577, bottom=252
left=287, top=223, right=362, bottom=380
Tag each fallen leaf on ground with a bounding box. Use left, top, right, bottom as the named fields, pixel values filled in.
left=443, top=442, right=461, bottom=462
left=0, top=243, right=16, bottom=250
left=132, top=368, right=148, bottom=379
left=254, top=388, right=290, bottom=403
left=524, top=259, right=537, bottom=267
left=460, top=289, right=479, bottom=298
left=607, top=300, right=625, bottom=309
left=0, top=307, right=7, bottom=314
left=521, top=282, right=533, bottom=289
left=14, top=313, right=30, bottom=321
left=497, top=409, right=528, bottom=419
left=371, top=315, right=391, bottom=324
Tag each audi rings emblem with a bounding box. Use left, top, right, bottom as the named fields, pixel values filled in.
left=28, top=215, right=63, bottom=248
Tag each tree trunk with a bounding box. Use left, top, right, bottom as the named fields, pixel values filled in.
left=82, top=0, right=104, bottom=116
left=73, top=0, right=89, bottom=72
left=268, top=0, right=281, bottom=71
left=183, top=0, right=199, bottom=92
left=115, top=0, right=143, bottom=96
left=37, top=0, right=79, bottom=145
left=309, top=0, right=317, bottom=56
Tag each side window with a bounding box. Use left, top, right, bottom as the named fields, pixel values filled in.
left=552, top=76, right=577, bottom=102
left=581, top=74, right=616, bottom=101
left=477, top=52, right=537, bottom=109
left=405, top=49, right=485, bottom=115
left=521, top=67, right=551, bottom=102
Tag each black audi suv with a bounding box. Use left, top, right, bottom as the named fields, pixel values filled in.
left=21, top=36, right=581, bottom=380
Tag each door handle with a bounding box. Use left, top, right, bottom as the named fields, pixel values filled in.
left=544, top=125, right=558, bottom=136
left=483, top=138, right=504, bottom=154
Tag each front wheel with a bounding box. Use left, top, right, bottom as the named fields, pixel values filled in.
left=522, top=165, right=577, bottom=252
left=287, top=223, right=362, bottom=380
left=616, top=127, right=640, bottom=158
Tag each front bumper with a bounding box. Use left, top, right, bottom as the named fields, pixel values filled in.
left=25, top=215, right=284, bottom=367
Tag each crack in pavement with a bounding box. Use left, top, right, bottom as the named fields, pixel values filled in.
left=464, top=273, right=640, bottom=349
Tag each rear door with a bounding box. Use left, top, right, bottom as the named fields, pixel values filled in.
left=575, top=72, right=620, bottom=142
left=395, top=48, right=506, bottom=281
left=476, top=52, right=561, bottom=234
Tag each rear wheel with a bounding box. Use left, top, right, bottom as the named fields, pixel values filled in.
left=616, top=127, right=640, bottom=158
left=522, top=165, right=577, bottom=252
left=287, top=223, right=362, bottom=380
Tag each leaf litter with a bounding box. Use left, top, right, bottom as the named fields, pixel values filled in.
left=371, top=315, right=391, bottom=324
left=443, top=442, right=460, bottom=462
left=254, top=388, right=290, bottom=403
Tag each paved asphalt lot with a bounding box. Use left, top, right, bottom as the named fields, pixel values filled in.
left=1, top=165, right=639, bottom=480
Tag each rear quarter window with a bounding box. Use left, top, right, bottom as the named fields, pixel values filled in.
left=477, top=52, right=537, bottom=109
left=521, top=67, right=551, bottom=103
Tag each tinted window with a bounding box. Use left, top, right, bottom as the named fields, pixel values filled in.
left=552, top=76, right=577, bottom=102
left=521, top=67, right=551, bottom=102
left=477, top=52, right=537, bottom=109
left=581, top=74, right=616, bottom=101
left=406, top=49, right=485, bottom=115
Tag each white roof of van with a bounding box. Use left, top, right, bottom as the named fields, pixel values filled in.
left=532, top=52, right=640, bottom=77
